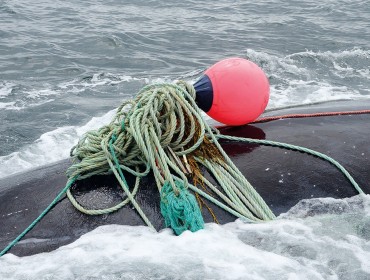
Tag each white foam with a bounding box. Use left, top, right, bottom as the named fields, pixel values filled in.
left=0, top=109, right=117, bottom=179
left=245, top=48, right=368, bottom=109
left=0, top=74, right=143, bottom=111
left=0, top=81, right=15, bottom=98
left=59, top=73, right=141, bottom=91
left=0, top=101, right=19, bottom=110
left=0, top=82, right=61, bottom=110
left=288, top=49, right=370, bottom=80
left=0, top=225, right=321, bottom=280
left=26, top=88, right=59, bottom=99
left=270, top=80, right=361, bottom=108
left=1, top=195, right=369, bottom=280
left=1, top=49, right=369, bottom=176
left=287, top=48, right=370, bottom=61
left=357, top=68, right=370, bottom=79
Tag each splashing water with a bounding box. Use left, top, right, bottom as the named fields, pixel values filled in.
left=1, top=195, right=369, bottom=280
left=1, top=0, right=369, bottom=278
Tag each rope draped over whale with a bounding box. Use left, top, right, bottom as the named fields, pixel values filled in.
left=0, top=81, right=365, bottom=257
left=0, top=81, right=364, bottom=257
left=65, top=80, right=364, bottom=234
left=66, top=81, right=276, bottom=234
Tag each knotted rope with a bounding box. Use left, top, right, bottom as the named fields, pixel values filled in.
left=66, top=80, right=275, bottom=233
left=1, top=81, right=364, bottom=256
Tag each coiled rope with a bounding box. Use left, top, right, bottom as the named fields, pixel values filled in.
left=65, top=81, right=276, bottom=227
left=0, top=81, right=364, bottom=257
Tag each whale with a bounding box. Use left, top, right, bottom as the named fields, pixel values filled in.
left=1, top=100, right=369, bottom=256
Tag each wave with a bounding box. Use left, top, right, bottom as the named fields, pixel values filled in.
left=1, top=48, right=369, bottom=177
left=0, top=109, right=117, bottom=179
left=0, top=74, right=141, bottom=111
left=1, top=195, right=369, bottom=279
left=0, top=81, right=15, bottom=98
left=2, top=47, right=369, bottom=111
left=245, top=48, right=369, bottom=109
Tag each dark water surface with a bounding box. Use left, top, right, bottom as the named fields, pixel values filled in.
left=0, top=0, right=369, bottom=176
left=1, top=2, right=370, bottom=279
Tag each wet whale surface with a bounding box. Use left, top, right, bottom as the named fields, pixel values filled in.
left=1, top=100, right=369, bottom=256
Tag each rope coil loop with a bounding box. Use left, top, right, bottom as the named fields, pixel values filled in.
left=1, top=80, right=364, bottom=257
left=66, top=81, right=276, bottom=234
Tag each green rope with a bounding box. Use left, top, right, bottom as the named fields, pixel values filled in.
left=216, top=135, right=364, bottom=195
left=0, top=177, right=77, bottom=257
left=65, top=81, right=275, bottom=224
left=160, top=180, right=204, bottom=235
left=1, top=80, right=364, bottom=256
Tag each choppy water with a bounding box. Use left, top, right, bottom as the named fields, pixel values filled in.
left=1, top=195, right=370, bottom=280
left=0, top=0, right=369, bottom=279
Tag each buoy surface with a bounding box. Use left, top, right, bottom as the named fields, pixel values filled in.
left=194, top=57, right=270, bottom=125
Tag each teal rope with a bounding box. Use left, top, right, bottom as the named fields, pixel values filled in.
left=1, top=81, right=364, bottom=256
left=108, top=134, right=155, bottom=230
left=172, top=175, right=257, bottom=223
left=160, top=180, right=204, bottom=235
left=0, top=177, right=77, bottom=257
left=216, top=135, right=364, bottom=195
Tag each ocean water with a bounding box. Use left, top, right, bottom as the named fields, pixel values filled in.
left=0, top=0, right=369, bottom=279
left=1, top=196, right=370, bottom=280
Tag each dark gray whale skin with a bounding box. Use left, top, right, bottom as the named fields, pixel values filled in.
left=1, top=100, right=369, bottom=256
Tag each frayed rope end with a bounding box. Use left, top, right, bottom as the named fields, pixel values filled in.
left=160, top=180, right=204, bottom=235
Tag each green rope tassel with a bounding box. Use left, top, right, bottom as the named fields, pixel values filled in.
left=1, top=81, right=364, bottom=256
left=160, top=180, right=204, bottom=235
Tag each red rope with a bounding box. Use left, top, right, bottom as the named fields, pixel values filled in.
left=253, top=109, right=370, bottom=124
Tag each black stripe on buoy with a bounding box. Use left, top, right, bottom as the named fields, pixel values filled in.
left=194, top=74, right=213, bottom=113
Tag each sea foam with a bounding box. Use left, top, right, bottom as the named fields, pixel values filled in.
left=0, top=48, right=369, bottom=178
left=1, top=195, right=369, bottom=280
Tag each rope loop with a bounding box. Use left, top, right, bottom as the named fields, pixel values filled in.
left=160, top=180, right=204, bottom=235
left=65, top=80, right=364, bottom=231
left=1, top=81, right=364, bottom=256
left=65, top=81, right=276, bottom=234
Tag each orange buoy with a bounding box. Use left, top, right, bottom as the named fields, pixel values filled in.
left=194, top=57, right=270, bottom=125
